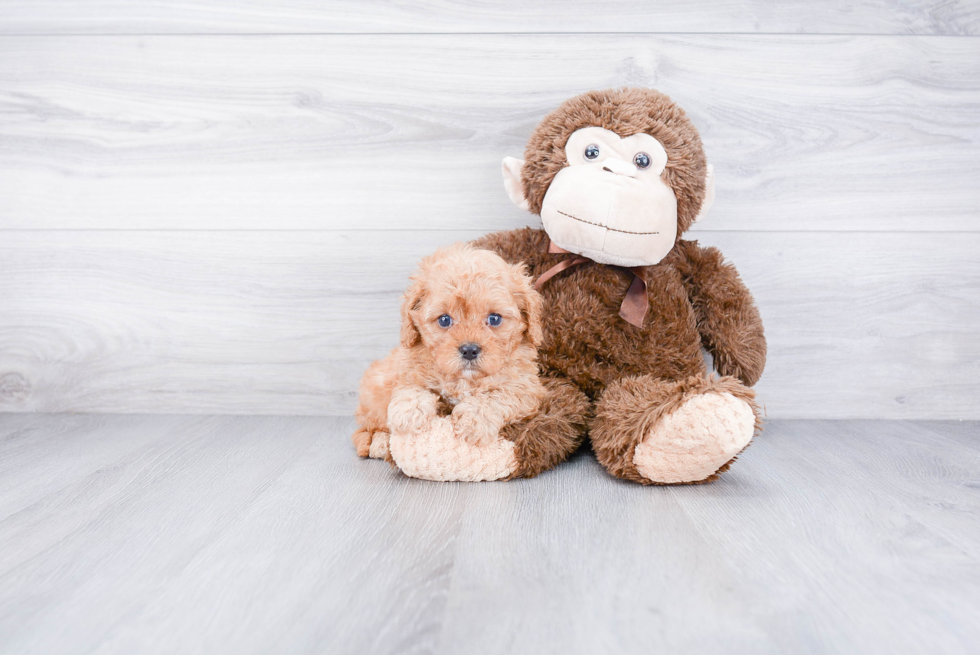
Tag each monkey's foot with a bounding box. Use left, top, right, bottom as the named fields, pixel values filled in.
left=591, top=375, right=760, bottom=485
left=388, top=417, right=518, bottom=482
left=633, top=391, right=755, bottom=484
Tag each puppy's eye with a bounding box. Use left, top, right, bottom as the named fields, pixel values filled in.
left=437, top=314, right=453, bottom=328
left=486, top=313, right=502, bottom=327
left=584, top=144, right=600, bottom=160
left=633, top=152, right=651, bottom=169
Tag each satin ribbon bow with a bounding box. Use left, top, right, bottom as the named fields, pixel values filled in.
left=533, top=240, right=648, bottom=328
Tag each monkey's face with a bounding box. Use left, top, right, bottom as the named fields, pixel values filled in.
left=501, top=88, right=715, bottom=268
left=540, top=127, right=678, bottom=268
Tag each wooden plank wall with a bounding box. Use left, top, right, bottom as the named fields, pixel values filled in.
left=1, top=2, right=978, bottom=418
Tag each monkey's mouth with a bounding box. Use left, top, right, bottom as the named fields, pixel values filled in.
left=557, top=210, right=659, bottom=236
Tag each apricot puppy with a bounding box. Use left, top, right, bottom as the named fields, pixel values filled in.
left=352, top=243, right=546, bottom=459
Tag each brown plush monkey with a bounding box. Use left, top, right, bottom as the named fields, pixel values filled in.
left=474, top=87, right=767, bottom=484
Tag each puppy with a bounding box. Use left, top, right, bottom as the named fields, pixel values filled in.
left=352, top=242, right=546, bottom=459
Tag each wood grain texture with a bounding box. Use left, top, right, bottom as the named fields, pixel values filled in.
left=1, top=35, right=978, bottom=232
left=1, top=230, right=977, bottom=418
left=0, top=0, right=977, bottom=35
left=1, top=414, right=978, bottom=654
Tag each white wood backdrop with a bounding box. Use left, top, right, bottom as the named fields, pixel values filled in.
left=1, top=2, right=978, bottom=418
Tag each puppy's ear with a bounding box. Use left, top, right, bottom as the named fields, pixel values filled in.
left=400, top=278, right=425, bottom=348
left=511, top=263, right=544, bottom=347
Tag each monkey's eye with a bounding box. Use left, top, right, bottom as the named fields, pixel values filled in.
left=437, top=314, right=453, bottom=328
left=486, top=313, right=502, bottom=327
left=584, top=144, right=600, bottom=160
left=633, top=152, right=651, bottom=169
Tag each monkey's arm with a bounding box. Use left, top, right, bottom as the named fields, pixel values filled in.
left=674, top=241, right=766, bottom=387
left=471, top=227, right=552, bottom=270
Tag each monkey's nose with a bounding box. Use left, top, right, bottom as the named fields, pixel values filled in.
left=459, top=343, right=481, bottom=361
left=602, top=157, right=638, bottom=177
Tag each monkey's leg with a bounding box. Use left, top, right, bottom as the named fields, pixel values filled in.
left=387, top=375, right=590, bottom=481
left=500, top=375, right=591, bottom=479
left=590, top=375, right=760, bottom=485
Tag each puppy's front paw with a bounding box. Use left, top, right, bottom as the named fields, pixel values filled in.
left=388, top=409, right=433, bottom=434
left=388, top=397, right=436, bottom=434
left=452, top=410, right=499, bottom=447
left=387, top=388, right=439, bottom=435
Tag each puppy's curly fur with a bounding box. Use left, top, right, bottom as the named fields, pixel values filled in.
left=352, top=243, right=546, bottom=459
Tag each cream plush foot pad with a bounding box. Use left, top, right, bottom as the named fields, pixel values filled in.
left=388, top=417, right=518, bottom=482
left=633, top=392, right=755, bottom=484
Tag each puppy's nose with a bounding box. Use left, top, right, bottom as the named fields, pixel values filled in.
left=458, top=343, right=481, bottom=361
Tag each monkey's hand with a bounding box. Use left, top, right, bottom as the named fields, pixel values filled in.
left=387, top=386, right=439, bottom=434
left=676, top=242, right=767, bottom=387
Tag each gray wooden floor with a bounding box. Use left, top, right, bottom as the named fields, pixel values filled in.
left=1, top=415, right=977, bottom=654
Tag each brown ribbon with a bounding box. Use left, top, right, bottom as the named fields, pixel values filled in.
left=534, top=241, right=649, bottom=328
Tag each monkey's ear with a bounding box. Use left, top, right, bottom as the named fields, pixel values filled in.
left=399, top=279, right=424, bottom=348
left=693, top=163, right=715, bottom=223
left=502, top=157, right=531, bottom=212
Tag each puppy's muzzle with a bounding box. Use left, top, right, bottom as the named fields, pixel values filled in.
left=458, top=343, right=481, bottom=361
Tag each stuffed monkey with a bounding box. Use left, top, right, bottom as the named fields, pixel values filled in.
left=472, top=87, right=766, bottom=484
